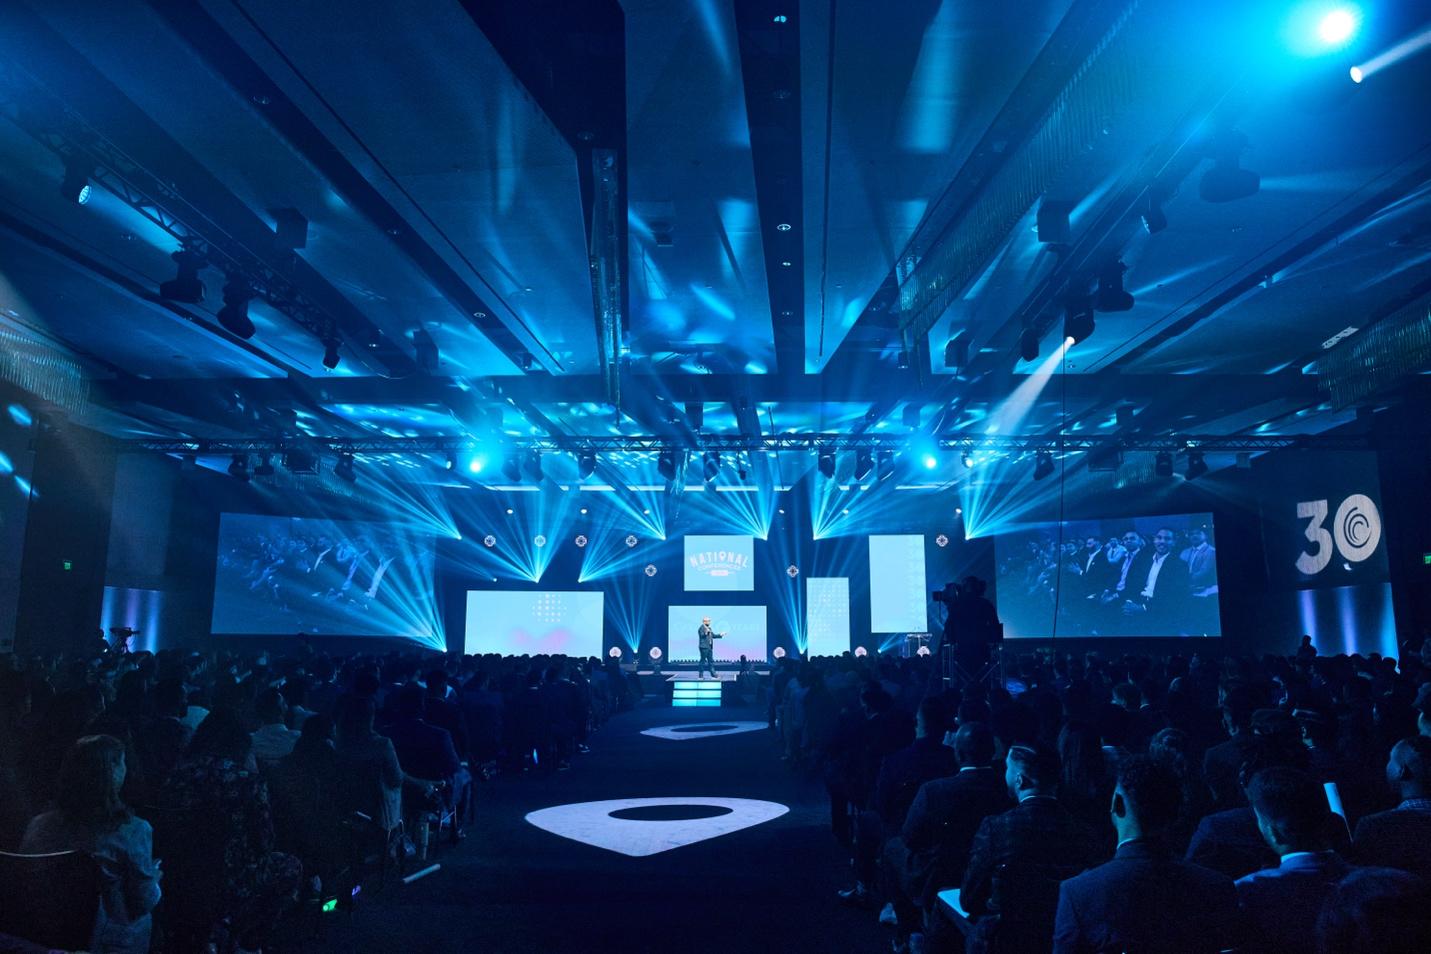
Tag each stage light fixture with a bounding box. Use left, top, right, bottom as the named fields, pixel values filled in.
left=575, top=534, right=588, bottom=548
left=333, top=452, right=357, bottom=483
left=1094, top=262, right=1134, bottom=313
left=1087, top=445, right=1123, bottom=472
left=1185, top=449, right=1208, bottom=480
left=702, top=450, right=721, bottom=483
left=961, top=450, right=974, bottom=470
left=321, top=338, right=341, bottom=370
left=228, top=454, right=250, bottom=481
left=737, top=463, right=749, bottom=481
left=644, top=564, right=657, bottom=577
left=626, top=534, right=638, bottom=548
left=1200, top=131, right=1260, bottom=203
left=253, top=454, right=275, bottom=477
left=935, top=534, right=949, bottom=547
left=1154, top=451, right=1174, bottom=477
left=217, top=278, right=256, bottom=339
left=657, top=449, right=678, bottom=482
left=1033, top=449, right=1055, bottom=481
left=816, top=448, right=836, bottom=480
left=159, top=248, right=207, bottom=303
left=1064, top=303, right=1096, bottom=345
left=684, top=402, right=704, bottom=430
left=786, top=564, right=799, bottom=579
left=877, top=449, right=895, bottom=481
left=1318, top=7, right=1359, bottom=45
left=1036, top=199, right=1074, bottom=244
left=501, top=455, right=522, bottom=482
left=853, top=448, right=874, bottom=480
left=944, top=332, right=970, bottom=371
left=60, top=157, right=93, bottom=205
left=1349, top=65, right=1363, bottom=83
left=577, top=449, right=597, bottom=479
left=445, top=453, right=456, bottom=471
left=1019, top=326, right=1040, bottom=362
left=522, top=449, right=544, bottom=481
left=1141, top=193, right=1168, bottom=234
left=468, top=457, right=483, bottom=475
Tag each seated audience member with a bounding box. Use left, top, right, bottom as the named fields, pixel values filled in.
left=161, top=708, right=302, bottom=949
left=334, top=695, right=404, bottom=834
left=1202, top=685, right=1260, bottom=808
left=1147, top=726, right=1209, bottom=855
left=270, top=714, right=341, bottom=885
left=249, top=688, right=301, bottom=765
left=1314, top=867, right=1431, bottom=954
left=1054, top=756, right=1238, bottom=953
left=1352, top=736, right=1431, bottom=877
left=422, top=670, right=466, bottom=757
left=133, top=679, right=192, bottom=803
left=1416, top=683, right=1431, bottom=739
left=386, top=685, right=469, bottom=840
left=883, top=721, right=1008, bottom=949
left=460, top=671, right=504, bottom=765
left=962, top=742, right=1103, bottom=952
left=1235, top=766, right=1353, bottom=953
left=21, top=735, right=162, bottom=954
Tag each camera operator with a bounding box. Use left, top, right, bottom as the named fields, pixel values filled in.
left=937, top=577, right=1000, bottom=675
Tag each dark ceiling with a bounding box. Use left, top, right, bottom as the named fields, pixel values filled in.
left=1, top=0, right=1429, bottom=489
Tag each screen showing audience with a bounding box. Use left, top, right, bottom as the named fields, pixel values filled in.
left=806, top=577, right=851, bottom=656
left=211, top=513, right=436, bottom=639
left=683, top=534, right=755, bottom=591
left=995, top=512, right=1221, bottom=638
left=667, top=605, right=767, bottom=661
left=464, top=590, right=605, bottom=656
left=868, top=534, right=929, bottom=633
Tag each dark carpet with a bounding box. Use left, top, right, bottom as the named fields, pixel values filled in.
left=322, top=699, right=888, bottom=953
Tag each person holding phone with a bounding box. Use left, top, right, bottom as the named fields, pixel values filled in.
left=697, top=616, right=725, bottom=679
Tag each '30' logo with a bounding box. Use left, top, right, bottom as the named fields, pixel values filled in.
left=1295, top=494, right=1382, bottom=576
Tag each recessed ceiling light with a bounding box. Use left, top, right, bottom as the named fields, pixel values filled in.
left=780, top=310, right=792, bottom=316
left=773, top=14, right=788, bottom=23
left=776, top=223, right=792, bottom=232
left=780, top=260, right=792, bottom=267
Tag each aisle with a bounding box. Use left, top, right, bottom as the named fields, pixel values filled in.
left=324, top=700, right=888, bottom=953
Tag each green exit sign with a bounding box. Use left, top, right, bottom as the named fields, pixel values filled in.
left=1424, top=553, right=1431, bottom=566
left=62, top=560, right=73, bottom=571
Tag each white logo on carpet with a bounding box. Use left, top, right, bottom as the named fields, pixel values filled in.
left=525, top=797, right=789, bottom=857
left=640, top=722, right=767, bottom=741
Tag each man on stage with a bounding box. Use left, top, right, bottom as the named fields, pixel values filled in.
left=698, top=616, right=724, bottom=679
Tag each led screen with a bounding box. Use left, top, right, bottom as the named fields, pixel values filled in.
left=806, top=577, right=850, bottom=656
left=995, top=512, right=1221, bottom=637
left=667, top=605, right=767, bottom=662
left=869, top=535, right=929, bottom=633
left=212, top=513, right=437, bottom=642
left=464, top=590, right=605, bottom=656
left=683, top=534, right=755, bottom=591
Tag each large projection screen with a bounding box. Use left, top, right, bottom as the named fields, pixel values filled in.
left=995, top=512, right=1221, bottom=637
left=683, top=535, right=755, bottom=591
left=667, top=605, right=767, bottom=661
left=806, top=578, right=851, bottom=656
left=869, top=535, right=929, bottom=633
left=464, top=591, right=605, bottom=656
left=212, top=513, right=436, bottom=641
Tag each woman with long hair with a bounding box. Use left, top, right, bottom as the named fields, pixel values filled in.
left=21, top=734, right=162, bottom=954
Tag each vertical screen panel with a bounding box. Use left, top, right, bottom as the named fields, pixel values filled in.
left=806, top=577, right=850, bottom=656
left=869, top=535, right=928, bottom=633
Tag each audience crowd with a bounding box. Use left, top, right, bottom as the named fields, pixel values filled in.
left=0, top=646, right=636, bottom=953
left=771, top=636, right=1431, bottom=953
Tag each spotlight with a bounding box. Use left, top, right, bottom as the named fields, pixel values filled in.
left=445, top=453, right=456, bottom=471
left=60, top=157, right=93, bottom=205
left=684, top=402, right=704, bottom=430
left=924, top=454, right=940, bottom=470
left=1200, top=130, right=1259, bottom=203
left=1019, top=326, right=1040, bottom=362
left=657, top=449, right=678, bottom=482
left=1318, top=7, right=1359, bottom=46
left=1154, top=451, right=1174, bottom=477
left=896, top=351, right=911, bottom=370
left=333, top=452, right=356, bottom=483
left=816, top=448, right=836, bottom=480
left=1185, top=449, right=1208, bottom=480
left=468, top=457, right=483, bottom=475
left=217, top=278, right=256, bottom=339
left=853, top=448, right=874, bottom=480
left=961, top=451, right=974, bottom=469
left=737, top=463, right=749, bottom=481
left=877, top=449, right=895, bottom=480
left=703, top=450, right=721, bottom=483
left=1064, top=302, right=1097, bottom=345
left=644, top=564, right=657, bottom=577
left=321, top=338, right=341, bottom=370
left=1349, top=65, right=1363, bottom=83
left=253, top=454, right=275, bottom=477
left=227, top=454, right=250, bottom=481
left=577, top=449, right=597, bottom=479
left=522, top=449, right=544, bottom=481
left=501, top=455, right=522, bottom=482
left=575, top=534, right=588, bottom=548
left=1033, top=449, right=1055, bottom=481
left=943, top=332, right=970, bottom=371
left=159, top=248, right=207, bottom=303
left=1094, top=262, right=1134, bottom=313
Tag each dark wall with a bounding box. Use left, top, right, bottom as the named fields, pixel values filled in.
left=14, top=418, right=116, bottom=656
left=1374, top=409, right=1431, bottom=644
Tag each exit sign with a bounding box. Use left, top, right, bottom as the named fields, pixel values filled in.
left=1424, top=553, right=1431, bottom=566
left=62, top=560, right=73, bottom=572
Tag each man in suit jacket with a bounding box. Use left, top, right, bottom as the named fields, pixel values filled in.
left=1236, top=767, right=1355, bottom=954
left=962, top=742, right=1104, bottom=953
left=1352, top=736, right=1431, bottom=877
left=1121, top=527, right=1192, bottom=633
left=1054, top=756, right=1239, bottom=953
left=881, top=722, right=1009, bottom=944
left=386, top=684, right=470, bottom=840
